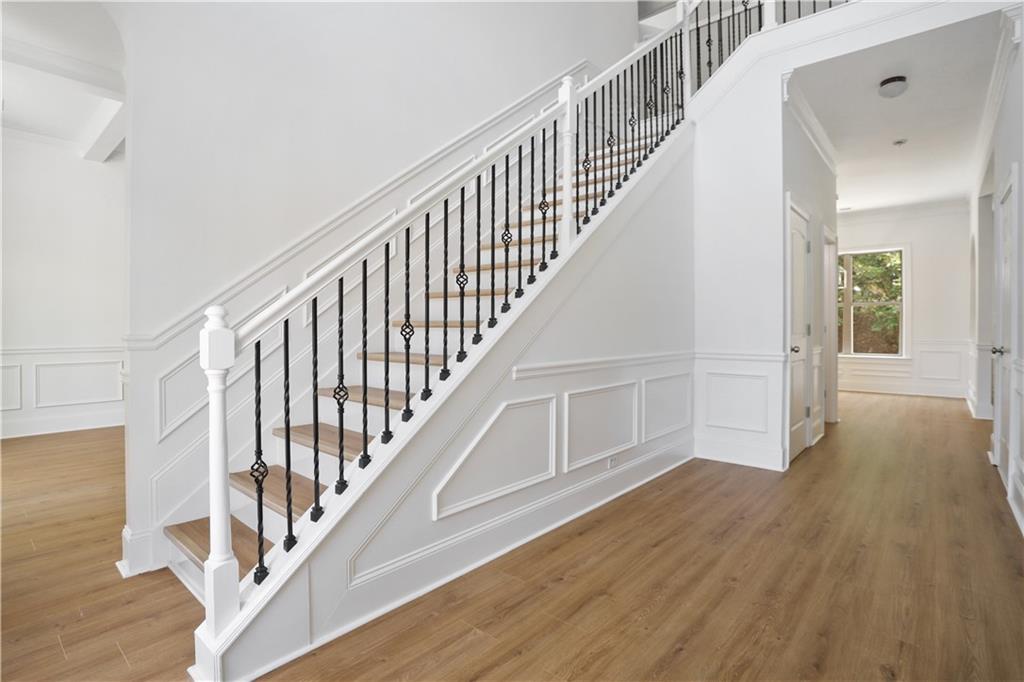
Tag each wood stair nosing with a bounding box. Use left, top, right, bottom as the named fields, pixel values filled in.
left=164, top=516, right=266, bottom=580
left=229, top=463, right=327, bottom=520
left=272, top=423, right=364, bottom=461
left=316, top=385, right=401, bottom=410
left=360, top=351, right=445, bottom=366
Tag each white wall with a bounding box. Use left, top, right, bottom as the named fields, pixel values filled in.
left=837, top=200, right=971, bottom=398
left=110, top=1, right=638, bottom=336
left=1, top=133, right=127, bottom=437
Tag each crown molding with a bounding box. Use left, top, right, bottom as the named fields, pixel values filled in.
left=971, top=4, right=1022, bottom=193
left=783, top=73, right=837, bottom=175
left=2, top=38, right=124, bottom=101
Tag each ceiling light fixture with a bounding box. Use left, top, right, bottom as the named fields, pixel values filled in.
left=893, top=138, right=908, bottom=147
left=879, top=75, right=908, bottom=98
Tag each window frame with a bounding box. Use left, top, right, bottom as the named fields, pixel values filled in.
left=837, top=245, right=910, bottom=358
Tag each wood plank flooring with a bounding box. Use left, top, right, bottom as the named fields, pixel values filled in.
left=265, top=392, right=1024, bottom=681
left=2, top=393, right=1022, bottom=680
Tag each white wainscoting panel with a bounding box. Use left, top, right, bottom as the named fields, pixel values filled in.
left=693, top=353, right=786, bottom=471
left=564, top=381, right=638, bottom=472
left=642, top=372, right=692, bottom=442
left=433, top=395, right=556, bottom=520
left=1, top=365, right=22, bottom=411
left=0, top=348, right=124, bottom=437
left=838, top=339, right=968, bottom=398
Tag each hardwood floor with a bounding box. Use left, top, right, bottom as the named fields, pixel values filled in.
left=2, top=393, right=1022, bottom=680
left=1, top=427, right=201, bottom=681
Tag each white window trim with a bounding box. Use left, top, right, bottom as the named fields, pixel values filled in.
left=837, top=243, right=912, bottom=360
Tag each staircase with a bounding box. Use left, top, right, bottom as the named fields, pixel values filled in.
left=168, top=0, right=864, bottom=678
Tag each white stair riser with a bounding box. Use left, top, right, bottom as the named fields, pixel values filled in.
left=229, top=484, right=289, bottom=541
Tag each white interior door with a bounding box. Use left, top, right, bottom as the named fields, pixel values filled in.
left=993, top=168, right=1018, bottom=489
left=789, top=204, right=810, bottom=461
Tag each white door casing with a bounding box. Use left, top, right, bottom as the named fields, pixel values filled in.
left=993, top=164, right=1019, bottom=492
left=787, top=195, right=811, bottom=462
left=824, top=232, right=839, bottom=424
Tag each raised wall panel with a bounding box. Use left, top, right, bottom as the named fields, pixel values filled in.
left=34, top=360, right=122, bottom=408
left=642, top=372, right=691, bottom=442
left=919, top=349, right=962, bottom=381
left=564, top=381, right=638, bottom=471
left=1, top=365, right=22, bottom=411
left=705, top=372, right=768, bottom=433
left=433, top=396, right=556, bottom=519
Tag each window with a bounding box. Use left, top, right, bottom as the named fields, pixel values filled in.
left=837, top=249, right=904, bottom=355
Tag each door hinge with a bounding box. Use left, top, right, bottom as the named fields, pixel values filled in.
left=805, top=406, right=811, bottom=418
left=807, top=323, right=812, bottom=336
left=806, top=241, right=812, bottom=254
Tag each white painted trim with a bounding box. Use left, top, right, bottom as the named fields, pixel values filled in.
left=1, top=365, right=24, bottom=411
left=640, top=371, right=693, bottom=443
left=563, top=381, right=639, bottom=472
left=513, top=351, right=691, bottom=380
left=0, top=344, right=123, bottom=356
left=122, top=59, right=591, bottom=350
left=32, top=360, right=124, bottom=408
left=784, top=77, right=837, bottom=174
left=2, top=38, right=124, bottom=100
left=972, top=4, right=1023, bottom=192
left=693, top=351, right=786, bottom=363
left=431, top=395, right=557, bottom=520
left=705, top=371, right=770, bottom=433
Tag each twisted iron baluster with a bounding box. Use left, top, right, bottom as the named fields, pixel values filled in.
left=575, top=105, right=581, bottom=234
left=473, top=175, right=483, bottom=343
left=551, top=117, right=558, bottom=260
left=334, top=277, right=348, bottom=494
left=440, top=200, right=451, bottom=380
left=539, top=131, right=549, bottom=271
left=600, top=86, right=608, bottom=206
left=310, top=297, right=323, bottom=522
left=282, top=318, right=296, bottom=551
left=456, top=187, right=468, bottom=360
left=582, top=98, right=591, bottom=225
left=606, top=85, right=616, bottom=198
left=516, top=145, right=525, bottom=297
left=591, top=92, right=599, bottom=214
left=251, top=341, right=269, bottom=583
left=381, top=244, right=393, bottom=443
left=488, top=165, right=498, bottom=326
left=359, top=260, right=370, bottom=468
left=502, top=155, right=512, bottom=312
left=629, top=62, right=638, bottom=173
left=617, top=71, right=624, bottom=188
left=527, top=137, right=537, bottom=285
left=401, top=227, right=414, bottom=420
left=696, top=4, right=703, bottom=89
left=421, top=213, right=433, bottom=400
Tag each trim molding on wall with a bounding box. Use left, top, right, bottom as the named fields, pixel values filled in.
left=563, top=381, right=639, bottom=472
left=513, top=351, right=691, bottom=380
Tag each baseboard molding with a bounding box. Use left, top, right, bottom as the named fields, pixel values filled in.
left=1, top=404, right=124, bottom=439
left=838, top=384, right=966, bottom=400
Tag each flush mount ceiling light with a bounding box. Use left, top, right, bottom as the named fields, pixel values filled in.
left=879, top=75, right=908, bottom=98
left=893, top=138, right=908, bottom=147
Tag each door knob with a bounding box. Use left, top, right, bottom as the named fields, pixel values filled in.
left=992, top=347, right=1007, bottom=356
left=790, top=345, right=801, bottom=353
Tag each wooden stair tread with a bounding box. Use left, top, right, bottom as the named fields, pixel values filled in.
left=455, top=258, right=541, bottom=274
left=428, top=288, right=511, bottom=299
left=272, top=423, right=364, bottom=461
left=316, top=385, right=401, bottom=409
left=481, top=234, right=554, bottom=250
left=393, top=319, right=485, bottom=329
left=164, top=516, right=266, bottom=580
left=360, top=351, right=445, bottom=366
left=229, top=464, right=326, bottom=520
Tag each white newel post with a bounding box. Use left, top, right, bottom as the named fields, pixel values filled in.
left=762, top=0, right=778, bottom=29
left=559, top=75, right=576, bottom=250
left=677, top=0, right=693, bottom=110
left=199, top=305, right=240, bottom=636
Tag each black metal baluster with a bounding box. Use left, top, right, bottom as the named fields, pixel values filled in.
left=575, top=105, right=581, bottom=234
left=745, top=0, right=751, bottom=37
left=551, top=118, right=559, bottom=260
left=730, top=0, right=736, bottom=52
left=516, top=145, right=525, bottom=295
left=617, top=71, right=626, bottom=184
left=718, top=1, right=724, bottom=69
left=679, top=29, right=686, bottom=122
left=696, top=3, right=704, bottom=89
left=251, top=341, right=269, bottom=583
left=334, top=277, right=348, bottom=494
left=359, top=260, right=370, bottom=468
left=798, top=0, right=802, bottom=18
left=592, top=92, right=599, bottom=214
left=600, top=85, right=608, bottom=205
left=539, top=133, right=549, bottom=271
left=381, top=244, right=393, bottom=443
left=706, top=10, right=714, bottom=81
left=650, top=51, right=659, bottom=153
left=783, top=0, right=787, bottom=23
left=758, top=1, right=763, bottom=30
left=422, top=213, right=432, bottom=400
left=642, top=54, right=650, bottom=161
left=658, top=42, right=666, bottom=143
left=402, top=227, right=414, bottom=419
left=630, top=62, right=639, bottom=171
left=440, top=200, right=451, bottom=380
left=473, top=175, right=483, bottom=342
left=310, top=297, right=323, bottom=522
left=582, top=98, right=591, bottom=225
left=502, top=155, right=513, bottom=310
left=528, top=136, right=537, bottom=283
left=282, top=318, right=296, bottom=551
left=606, top=85, right=615, bottom=197
left=457, top=187, right=468, bottom=359
left=488, top=165, right=498, bottom=324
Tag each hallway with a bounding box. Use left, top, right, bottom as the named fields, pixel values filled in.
left=2, top=393, right=1022, bottom=680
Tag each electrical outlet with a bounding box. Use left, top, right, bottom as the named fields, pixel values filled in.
left=607, top=456, right=618, bottom=469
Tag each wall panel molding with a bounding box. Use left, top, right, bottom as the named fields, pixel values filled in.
left=705, top=371, right=769, bottom=433
left=34, top=360, right=123, bottom=408
left=513, top=351, right=691, bottom=381
left=563, top=381, right=638, bottom=472
left=1, top=365, right=23, bottom=411
left=641, top=372, right=692, bottom=443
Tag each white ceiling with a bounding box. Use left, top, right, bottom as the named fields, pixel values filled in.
left=1, top=2, right=125, bottom=158
left=792, top=12, right=1002, bottom=212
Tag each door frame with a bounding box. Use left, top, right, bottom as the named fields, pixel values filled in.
left=783, top=192, right=813, bottom=469
left=992, top=162, right=1020, bottom=492
left=823, top=228, right=839, bottom=424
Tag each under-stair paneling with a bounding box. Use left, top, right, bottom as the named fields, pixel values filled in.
left=214, top=124, right=696, bottom=681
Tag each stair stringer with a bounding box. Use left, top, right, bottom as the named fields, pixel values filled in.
left=195, top=122, right=697, bottom=681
